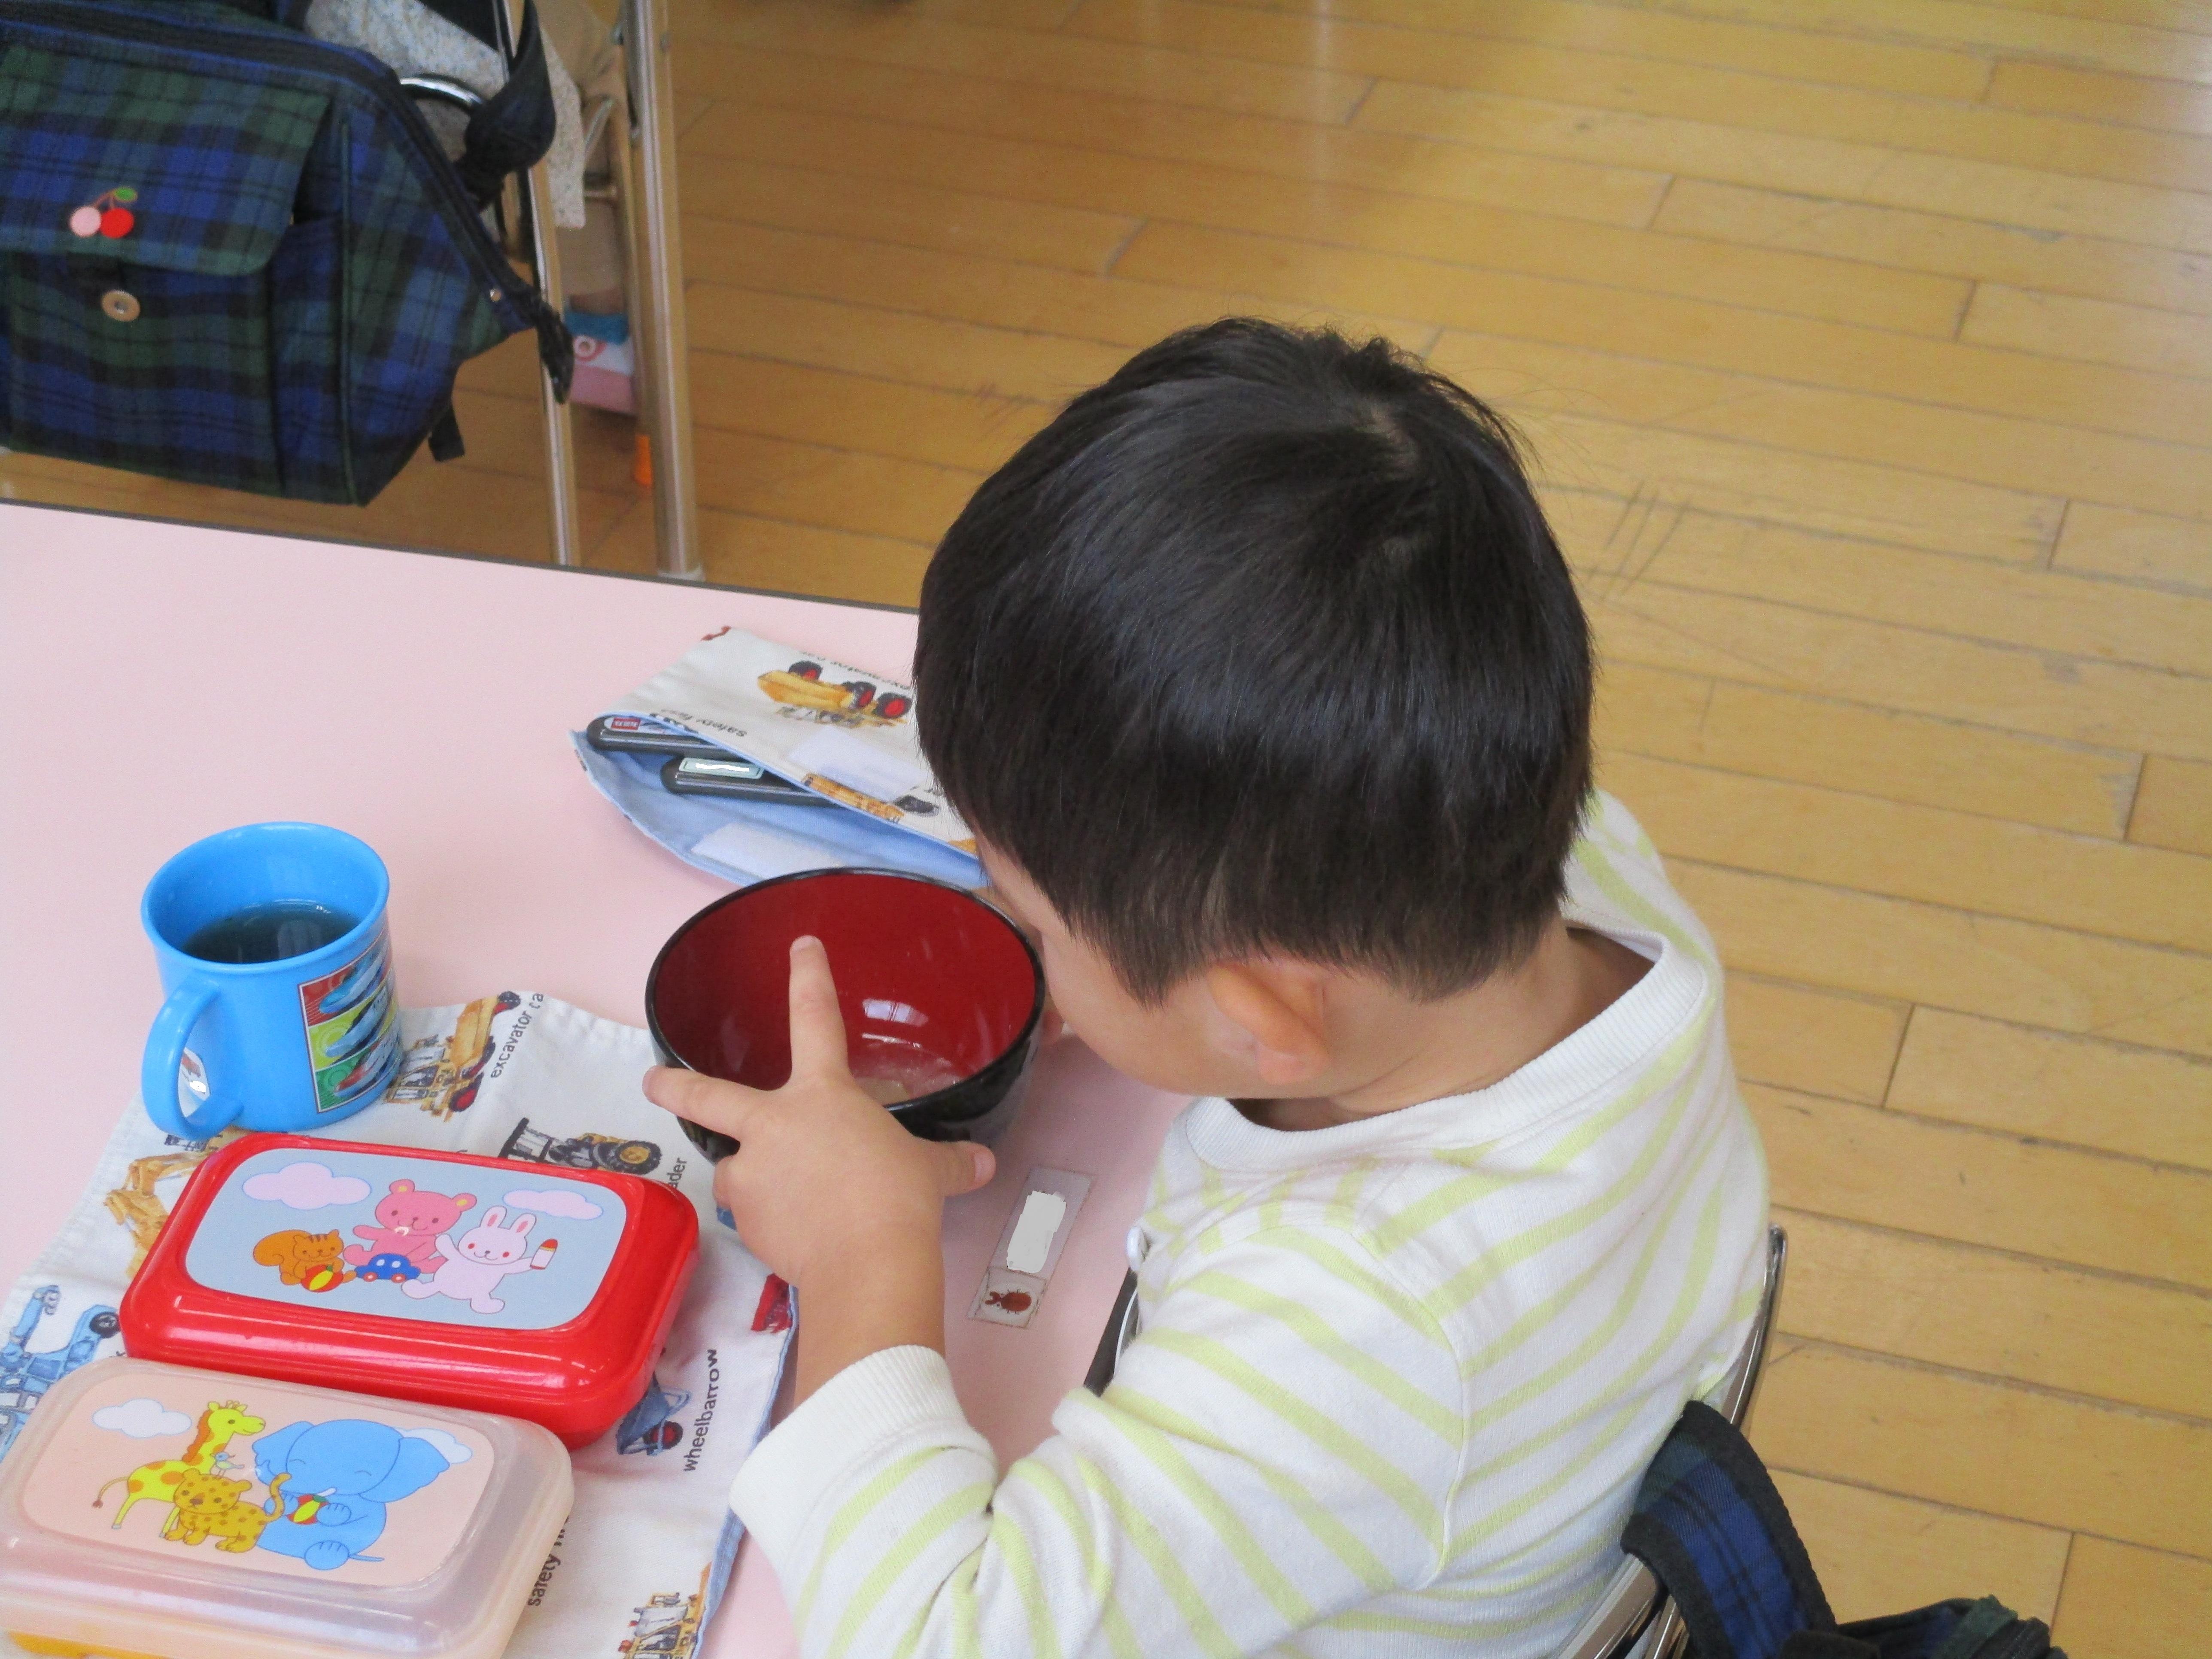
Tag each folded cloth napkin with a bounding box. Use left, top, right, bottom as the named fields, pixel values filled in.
left=0, top=993, right=791, bottom=1659
left=577, top=628, right=985, bottom=889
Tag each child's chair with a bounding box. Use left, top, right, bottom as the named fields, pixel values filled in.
left=1082, top=1223, right=1791, bottom=1659
left=1551, top=1225, right=1790, bottom=1659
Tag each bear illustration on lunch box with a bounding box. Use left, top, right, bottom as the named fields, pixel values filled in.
left=122, top=1135, right=700, bottom=1447
left=179, top=1146, right=619, bottom=1331
left=343, top=1178, right=477, bottom=1276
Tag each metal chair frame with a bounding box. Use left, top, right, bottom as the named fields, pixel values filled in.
left=1082, top=1223, right=1791, bottom=1659
left=1550, top=1224, right=1790, bottom=1659
left=415, top=0, right=699, bottom=579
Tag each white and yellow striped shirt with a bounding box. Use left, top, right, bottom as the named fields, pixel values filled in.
left=732, top=793, right=1770, bottom=1658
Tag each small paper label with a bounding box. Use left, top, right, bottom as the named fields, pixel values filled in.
left=1006, top=1192, right=1067, bottom=1274
left=969, top=1169, right=1091, bottom=1328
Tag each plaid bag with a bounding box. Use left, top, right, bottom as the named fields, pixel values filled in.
left=1626, top=1402, right=2065, bottom=1659
left=0, top=0, right=571, bottom=503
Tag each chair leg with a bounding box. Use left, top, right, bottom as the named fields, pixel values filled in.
left=525, top=173, right=583, bottom=568
left=495, top=0, right=582, bottom=568
left=622, top=0, right=702, bottom=581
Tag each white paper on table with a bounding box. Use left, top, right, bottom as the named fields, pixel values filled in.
left=692, top=817, right=858, bottom=880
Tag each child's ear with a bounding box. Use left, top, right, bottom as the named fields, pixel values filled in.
left=1202, top=962, right=1331, bottom=1087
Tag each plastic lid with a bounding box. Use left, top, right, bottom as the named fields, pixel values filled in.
left=0, top=1358, right=571, bottom=1659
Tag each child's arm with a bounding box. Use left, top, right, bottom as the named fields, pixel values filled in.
left=643, top=936, right=994, bottom=1405
left=731, top=1226, right=1464, bottom=1657
left=645, top=938, right=1464, bottom=1656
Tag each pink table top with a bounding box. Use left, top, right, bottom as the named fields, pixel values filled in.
left=0, top=503, right=1186, bottom=1658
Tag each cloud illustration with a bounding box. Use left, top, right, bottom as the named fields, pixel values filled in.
left=243, top=1160, right=371, bottom=1210
left=504, top=1186, right=602, bottom=1221
left=94, top=1398, right=191, bottom=1438
left=401, top=1427, right=471, bottom=1466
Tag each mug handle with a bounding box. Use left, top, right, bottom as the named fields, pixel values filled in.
left=141, top=978, right=240, bottom=1139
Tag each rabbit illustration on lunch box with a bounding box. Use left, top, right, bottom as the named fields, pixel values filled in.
left=400, top=1209, right=559, bottom=1315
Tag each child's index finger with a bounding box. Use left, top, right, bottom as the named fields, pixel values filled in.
left=786, top=935, right=854, bottom=1082
left=643, top=1064, right=760, bottom=1136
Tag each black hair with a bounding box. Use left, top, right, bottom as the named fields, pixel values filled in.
left=915, top=319, right=1592, bottom=1002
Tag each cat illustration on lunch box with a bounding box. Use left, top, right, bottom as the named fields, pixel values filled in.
left=401, top=1208, right=559, bottom=1314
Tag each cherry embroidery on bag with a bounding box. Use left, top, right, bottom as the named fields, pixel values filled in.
left=68, top=187, right=137, bottom=239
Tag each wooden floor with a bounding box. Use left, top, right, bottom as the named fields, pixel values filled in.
left=9, top=0, right=2212, bottom=1648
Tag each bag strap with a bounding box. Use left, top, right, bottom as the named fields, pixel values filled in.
left=1623, top=1401, right=1835, bottom=1659
left=395, top=0, right=572, bottom=398
left=450, top=0, right=555, bottom=209
left=1625, top=1404, right=2064, bottom=1659
left=427, top=404, right=466, bottom=462
left=413, top=0, right=498, bottom=49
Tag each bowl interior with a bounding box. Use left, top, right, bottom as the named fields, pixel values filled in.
left=648, top=871, right=1039, bottom=1104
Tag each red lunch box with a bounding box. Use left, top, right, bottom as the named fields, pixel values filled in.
left=122, top=1133, right=699, bottom=1447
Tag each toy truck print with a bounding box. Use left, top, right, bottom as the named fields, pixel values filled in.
left=620, top=1586, right=707, bottom=1658
left=498, top=1117, right=662, bottom=1176
left=755, top=660, right=913, bottom=727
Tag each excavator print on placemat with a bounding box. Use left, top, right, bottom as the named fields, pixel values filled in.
left=0, top=1288, right=120, bottom=1459
left=386, top=992, right=524, bottom=1119
left=104, top=1128, right=249, bottom=1275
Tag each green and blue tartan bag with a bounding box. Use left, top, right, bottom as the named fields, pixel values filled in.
left=0, top=0, right=571, bottom=503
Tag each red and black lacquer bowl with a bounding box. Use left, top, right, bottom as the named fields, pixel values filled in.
left=645, top=869, right=1045, bottom=1159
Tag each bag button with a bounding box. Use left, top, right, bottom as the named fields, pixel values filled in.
left=100, top=289, right=141, bottom=323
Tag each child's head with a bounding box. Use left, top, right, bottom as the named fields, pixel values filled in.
left=917, top=320, right=1592, bottom=1094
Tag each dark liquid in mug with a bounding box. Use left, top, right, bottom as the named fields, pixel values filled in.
left=182, top=900, right=358, bottom=964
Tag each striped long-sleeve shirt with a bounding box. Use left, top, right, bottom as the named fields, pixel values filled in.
left=732, top=792, right=1771, bottom=1658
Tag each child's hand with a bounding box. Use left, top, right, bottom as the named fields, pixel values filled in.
left=644, top=937, right=995, bottom=1396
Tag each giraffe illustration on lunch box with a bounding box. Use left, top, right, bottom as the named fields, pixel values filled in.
left=47, top=1371, right=495, bottom=1583
left=3, top=1356, right=567, bottom=1649
left=90, top=1397, right=264, bottom=1529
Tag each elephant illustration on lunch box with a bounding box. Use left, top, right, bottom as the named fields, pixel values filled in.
left=250, top=1418, right=453, bottom=1570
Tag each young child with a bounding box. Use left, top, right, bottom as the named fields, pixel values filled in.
left=646, top=320, right=1769, bottom=1658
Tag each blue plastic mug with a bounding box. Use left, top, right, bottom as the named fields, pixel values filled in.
left=140, top=823, right=401, bottom=1139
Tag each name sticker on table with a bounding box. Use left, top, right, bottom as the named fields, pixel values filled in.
left=185, top=1146, right=626, bottom=1330
left=970, top=1169, right=1091, bottom=1328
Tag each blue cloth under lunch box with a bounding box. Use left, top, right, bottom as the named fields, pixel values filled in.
left=571, top=738, right=984, bottom=891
